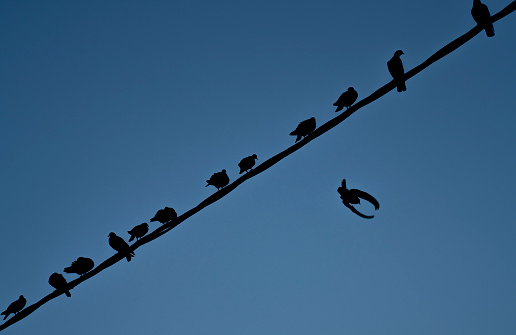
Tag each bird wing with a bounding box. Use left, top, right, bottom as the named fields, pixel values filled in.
left=344, top=203, right=374, bottom=219
left=352, top=189, right=380, bottom=210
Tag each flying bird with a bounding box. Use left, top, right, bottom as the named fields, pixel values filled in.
left=128, top=222, right=149, bottom=242
left=48, top=273, right=71, bottom=297
left=108, top=232, right=135, bottom=262
left=333, top=87, right=358, bottom=112
left=150, top=207, right=177, bottom=224
left=387, top=50, right=406, bottom=92
left=64, top=257, right=94, bottom=276
left=471, top=0, right=495, bottom=37
left=238, top=154, right=258, bottom=174
left=1, top=295, right=26, bottom=320
left=337, top=179, right=380, bottom=219
left=206, top=169, right=230, bottom=190
left=290, top=117, right=316, bottom=142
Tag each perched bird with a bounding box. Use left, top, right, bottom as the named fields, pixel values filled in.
left=48, top=273, right=71, bottom=297
left=472, top=0, right=495, bottom=37
left=1, top=295, right=26, bottom=320
left=290, top=117, right=316, bottom=142
left=206, top=169, right=230, bottom=190
left=333, top=87, right=358, bottom=112
left=238, top=154, right=258, bottom=174
left=64, top=257, right=94, bottom=276
left=337, top=179, right=380, bottom=219
left=387, top=50, right=406, bottom=92
left=150, top=207, right=177, bottom=224
left=108, top=232, right=135, bottom=262
left=128, top=222, right=149, bottom=242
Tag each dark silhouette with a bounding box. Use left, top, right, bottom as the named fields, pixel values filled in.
left=238, top=154, right=258, bottom=174
left=206, top=169, right=230, bottom=190
left=333, top=87, right=358, bottom=112
left=128, top=223, right=149, bottom=241
left=387, top=50, right=406, bottom=92
left=64, top=257, right=94, bottom=276
left=290, top=117, right=316, bottom=142
left=472, top=0, right=495, bottom=37
left=108, top=232, right=134, bottom=262
left=1, top=295, right=26, bottom=320
left=150, top=207, right=177, bottom=224
left=337, top=179, right=380, bottom=219
left=48, top=273, right=71, bottom=297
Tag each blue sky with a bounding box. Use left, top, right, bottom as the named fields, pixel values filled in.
left=1, top=0, right=516, bottom=334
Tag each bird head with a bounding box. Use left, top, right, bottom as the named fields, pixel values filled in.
left=19, top=295, right=24, bottom=299
left=394, top=50, right=404, bottom=57
left=252, top=154, right=258, bottom=159
left=108, top=232, right=116, bottom=238
left=222, top=169, right=226, bottom=173
left=348, top=87, right=355, bottom=91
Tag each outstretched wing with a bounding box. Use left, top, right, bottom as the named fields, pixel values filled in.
left=352, top=189, right=380, bottom=210
left=344, top=203, right=374, bottom=219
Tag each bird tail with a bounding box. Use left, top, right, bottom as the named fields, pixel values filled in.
left=205, top=181, right=210, bottom=187
left=397, top=81, right=406, bottom=92
left=2, top=312, right=7, bottom=320
left=295, top=135, right=302, bottom=142
left=335, top=105, right=343, bottom=113
left=485, top=24, right=495, bottom=37
left=126, top=255, right=132, bottom=262
left=128, top=233, right=135, bottom=242
left=65, top=290, right=71, bottom=298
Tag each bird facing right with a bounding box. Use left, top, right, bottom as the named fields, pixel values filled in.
left=206, top=169, right=230, bottom=190
left=471, top=0, right=495, bottom=37
left=387, top=50, right=406, bottom=92
left=333, top=87, right=358, bottom=112
left=1, top=295, right=26, bottom=320
left=128, top=222, right=149, bottom=242
left=290, top=117, right=316, bottom=142
left=238, top=154, right=258, bottom=174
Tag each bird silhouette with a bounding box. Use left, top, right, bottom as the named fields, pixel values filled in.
left=1, top=295, right=26, bottom=320
left=48, top=273, right=71, bottom=297
left=108, top=232, right=134, bottom=262
left=238, top=154, right=258, bottom=174
left=333, top=87, right=358, bottom=112
left=387, top=50, right=406, bottom=92
left=64, top=257, right=94, bottom=276
left=337, top=179, right=380, bottom=219
left=150, top=207, right=177, bottom=224
left=206, top=169, right=230, bottom=190
left=128, top=222, right=149, bottom=242
left=472, top=0, right=495, bottom=37
left=290, top=117, right=316, bottom=142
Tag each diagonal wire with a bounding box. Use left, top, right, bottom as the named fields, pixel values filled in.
left=1, top=1, right=514, bottom=332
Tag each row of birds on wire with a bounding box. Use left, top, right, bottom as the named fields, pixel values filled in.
left=0, top=0, right=497, bottom=323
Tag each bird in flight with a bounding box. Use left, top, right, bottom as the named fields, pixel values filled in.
left=471, top=0, right=495, bottom=37
left=387, top=50, right=406, bottom=92
left=337, top=179, right=380, bottom=219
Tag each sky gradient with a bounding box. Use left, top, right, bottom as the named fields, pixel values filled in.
left=1, top=1, right=516, bottom=334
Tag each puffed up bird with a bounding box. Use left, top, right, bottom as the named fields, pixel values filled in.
left=108, top=232, right=135, bottom=262
left=337, top=179, right=380, bottom=219
left=128, top=222, right=149, bottom=242
left=472, top=0, right=495, bottom=37
left=150, top=207, right=177, bottom=224
left=48, top=273, right=71, bottom=297
left=333, top=87, right=358, bottom=112
left=64, top=257, right=94, bottom=276
left=290, top=117, right=316, bottom=142
left=206, top=169, right=230, bottom=190
left=238, top=154, right=258, bottom=174
left=387, top=50, right=406, bottom=92
left=1, top=295, right=26, bottom=320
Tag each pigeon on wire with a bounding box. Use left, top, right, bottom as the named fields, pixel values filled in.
left=206, top=169, right=230, bottom=190
left=150, top=207, right=177, bottom=224
left=471, top=0, right=495, bottom=37
left=387, top=50, right=406, bottom=92
left=64, top=257, right=94, bottom=276
left=333, top=87, right=358, bottom=112
left=48, top=273, right=71, bottom=297
left=108, top=232, right=135, bottom=262
left=1, top=295, right=26, bottom=320
left=238, top=154, right=258, bottom=174
left=337, top=179, right=380, bottom=219
left=128, top=223, right=149, bottom=242
left=290, top=117, right=316, bottom=142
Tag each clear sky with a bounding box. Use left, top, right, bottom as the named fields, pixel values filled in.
left=1, top=0, right=515, bottom=334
